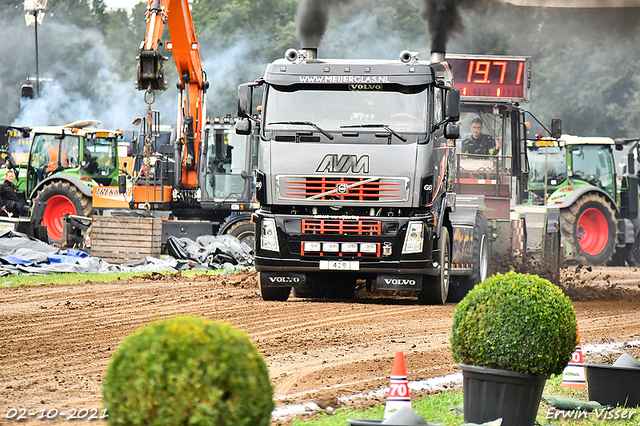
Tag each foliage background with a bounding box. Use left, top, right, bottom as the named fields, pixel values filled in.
left=0, top=0, right=639, bottom=138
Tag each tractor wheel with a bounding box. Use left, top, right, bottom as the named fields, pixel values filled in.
left=226, top=220, right=255, bottom=248
left=293, top=273, right=356, bottom=299
left=32, top=182, right=92, bottom=244
left=560, top=194, right=617, bottom=265
left=258, top=272, right=291, bottom=301
left=626, top=235, right=640, bottom=267
left=447, top=212, right=490, bottom=303
left=418, top=227, right=451, bottom=305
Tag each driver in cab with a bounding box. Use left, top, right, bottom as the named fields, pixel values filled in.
left=45, top=139, right=68, bottom=173
left=461, top=118, right=501, bottom=155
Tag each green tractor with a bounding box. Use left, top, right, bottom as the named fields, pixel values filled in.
left=527, top=134, right=640, bottom=265
left=0, top=120, right=122, bottom=245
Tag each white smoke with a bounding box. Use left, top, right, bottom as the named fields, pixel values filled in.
left=4, top=18, right=177, bottom=132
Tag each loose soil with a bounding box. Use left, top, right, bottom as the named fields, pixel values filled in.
left=1, top=266, right=640, bottom=425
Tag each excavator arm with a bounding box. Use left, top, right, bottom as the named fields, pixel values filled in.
left=136, top=0, right=207, bottom=187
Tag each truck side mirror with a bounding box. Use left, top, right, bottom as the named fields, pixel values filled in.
left=237, top=83, right=253, bottom=118
left=445, top=88, right=460, bottom=122
left=445, top=123, right=460, bottom=140
left=235, top=118, right=252, bottom=136
left=551, top=118, right=562, bottom=139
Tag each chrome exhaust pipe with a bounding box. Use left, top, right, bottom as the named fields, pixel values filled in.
left=430, top=51, right=445, bottom=63
left=303, top=47, right=318, bottom=60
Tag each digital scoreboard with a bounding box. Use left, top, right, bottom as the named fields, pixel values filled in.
left=446, top=55, right=532, bottom=102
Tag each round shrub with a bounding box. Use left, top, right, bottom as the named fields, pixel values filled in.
left=102, top=315, right=273, bottom=426
left=450, top=271, right=577, bottom=376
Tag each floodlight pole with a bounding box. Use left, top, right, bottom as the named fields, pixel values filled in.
left=34, top=12, right=39, bottom=98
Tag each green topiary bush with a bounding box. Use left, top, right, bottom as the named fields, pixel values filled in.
left=102, top=315, right=274, bottom=426
left=450, top=271, right=577, bottom=376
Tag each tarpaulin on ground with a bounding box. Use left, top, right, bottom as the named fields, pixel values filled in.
left=0, top=230, right=254, bottom=276
left=166, top=234, right=254, bottom=269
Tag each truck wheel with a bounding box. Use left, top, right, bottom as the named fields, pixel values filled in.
left=226, top=220, right=255, bottom=248
left=418, top=227, right=451, bottom=305
left=560, top=194, right=616, bottom=265
left=258, top=272, right=290, bottom=301
left=32, top=182, right=92, bottom=244
left=447, top=212, right=490, bottom=303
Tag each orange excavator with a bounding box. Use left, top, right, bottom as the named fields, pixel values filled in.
left=92, top=0, right=258, bottom=248
left=135, top=0, right=207, bottom=199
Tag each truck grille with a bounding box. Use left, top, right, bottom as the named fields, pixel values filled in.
left=302, top=219, right=382, bottom=235
left=276, top=175, right=409, bottom=203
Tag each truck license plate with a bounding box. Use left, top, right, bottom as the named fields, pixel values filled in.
left=319, top=260, right=359, bottom=271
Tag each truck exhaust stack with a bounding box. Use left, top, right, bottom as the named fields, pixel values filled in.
left=284, top=47, right=318, bottom=63
left=430, top=51, right=445, bottom=63
left=303, top=48, right=317, bottom=60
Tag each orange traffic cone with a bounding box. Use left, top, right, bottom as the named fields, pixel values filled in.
left=384, top=351, right=412, bottom=419
left=561, top=327, right=587, bottom=388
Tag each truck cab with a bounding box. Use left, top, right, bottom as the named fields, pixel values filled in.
left=238, top=49, right=461, bottom=303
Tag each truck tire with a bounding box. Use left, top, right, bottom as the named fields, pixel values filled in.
left=258, top=272, right=291, bottom=301
left=226, top=220, right=255, bottom=248
left=418, top=227, right=451, bottom=305
left=560, top=193, right=617, bottom=265
left=293, top=273, right=356, bottom=299
left=32, top=181, right=92, bottom=244
left=447, top=212, right=490, bottom=303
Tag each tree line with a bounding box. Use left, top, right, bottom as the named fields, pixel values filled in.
left=0, top=0, right=639, bottom=138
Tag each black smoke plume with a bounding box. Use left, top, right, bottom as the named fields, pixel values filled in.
left=296, top=0, right=353, bottom=48
left=421, top=0, right=491, bottom=52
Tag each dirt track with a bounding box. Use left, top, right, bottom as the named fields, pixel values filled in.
left=1, top=266, right=640, bottom=425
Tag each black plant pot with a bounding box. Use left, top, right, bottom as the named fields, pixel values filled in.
left=460, top=363, right=549, bottom=426
left=584, top=363, right=640, bottom=407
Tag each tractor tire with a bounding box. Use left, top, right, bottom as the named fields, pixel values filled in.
left=258, top=272, right=291, bottom=301
left=226, top=220, right=255, bottom=248
left=418, top=227, right=451, bottom=305
left=31, top=181, right=93, bottom=245
left=293, top=273, right=356, bottom=299
left=560, top=193, right=617, bottom=265
left=447, top=212, right=490, bottom=303
left=626, top=235, right=640, bottom=267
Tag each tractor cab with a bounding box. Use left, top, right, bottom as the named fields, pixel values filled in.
left=527, top=136, right=617, bottom=205
left=26, top=121, right=121, bottom=197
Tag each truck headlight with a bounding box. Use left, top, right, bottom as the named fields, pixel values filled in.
left=303, top=241, right=321, bottom=252
left=360, top=243, right=378, bottom=253
left=260, top=218, right=279, bottom=252
left=402, top=221, right=424, bottom=254
left=322, top=242, right=340, bottom=252
left=341, top=243, right=358, bottom=253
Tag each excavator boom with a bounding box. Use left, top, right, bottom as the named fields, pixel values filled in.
left=136, top=0, right=206, bottom=187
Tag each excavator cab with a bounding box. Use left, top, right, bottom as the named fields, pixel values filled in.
left=200, top=116, right=257, bottom=208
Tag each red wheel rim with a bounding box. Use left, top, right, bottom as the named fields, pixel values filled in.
left=42, top=195, right=77, bottom=241
left=576, top=207, right=608, bottom=256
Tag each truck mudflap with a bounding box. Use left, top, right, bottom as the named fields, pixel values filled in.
left=260, top=271, right=306, bottom=287
left=376, top=274, right=423, bottom=290
left=510, top=205, right=562, bottom=283
left=450, top=225, right=475, bottom=275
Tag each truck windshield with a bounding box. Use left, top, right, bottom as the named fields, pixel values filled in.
left=264, top=84, right=428, bottom=136
left=528, top=145, right=567, bottom=186
left=206, top=128, right=248, bottom=198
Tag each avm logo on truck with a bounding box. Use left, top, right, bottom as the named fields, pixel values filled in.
left=316, top=154, right=370, bottom=173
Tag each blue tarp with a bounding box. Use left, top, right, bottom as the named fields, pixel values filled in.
left=0, top=230, right=254, bottom=276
